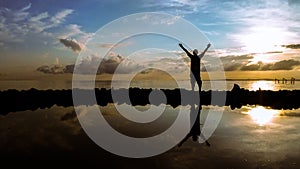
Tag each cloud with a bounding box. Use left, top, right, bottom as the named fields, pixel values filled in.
left=36, top=63, right=75, bottom=74
left=36, top=65, right=64, bottom=74
left=20, top=3, right=32, bottom=12
left=63, top=64, right=75, bottom=73
left=0, top=4, right=75, bottom=46
left=0, top=5, right=91, bottom=56
left=56, top=24, right=93, bottom=50
left=144, top=57, right=189, bottom=73
left=219, top=1, right=290, bottom=25
left=0, top=5, right=30, bottom=43
left=63, top=24, right=93, bottom=41
left=99, top=42, right=132, bottom=49
left=215, top=52, right=300, bottom=71
left=200, top=0, right=300, bottom=47
left=28, top=12, right=50, bottom=33
left=288, top=0, right=300, bottom=6
left=46, top=9, right=74, bottom=29
left=283, top=44, right=300, bottom=49
left=202, top=54, right=253, bottom=71
left=263, top=59, right=300, bottom=70
left=98, top=53, right=144, bottom=74
left=59, top=38, right=83, bottom=52
left=135, top=13, right=181, bottom=25
left=29, top=12, right=49, bottom=22
left=223, top=63, right=244, bottom=71
left=222, top=59, right=300, bottom=71
left=239, top=60, right=300, bottom=71
left=28, top=9, right=74, bottom=33
left=37, top=54, right=144, bottom=75
left=203, top=30, right=220, bottom=36
left=142, top=0, right=208, bottom=15
left=240, top=62, right=262, bottom=71
left=220, top=54, right=254, bottom=63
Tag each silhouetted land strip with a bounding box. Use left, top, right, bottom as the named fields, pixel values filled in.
left=0, top=84, right=300, bottom=115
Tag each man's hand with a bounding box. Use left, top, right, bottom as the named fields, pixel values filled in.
left=179, top=43, right=183, bottom=47
left=207, top=43, right=211, bottom=48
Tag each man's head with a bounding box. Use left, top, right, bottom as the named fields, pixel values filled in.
left=193, top=49, right=198, bottom=55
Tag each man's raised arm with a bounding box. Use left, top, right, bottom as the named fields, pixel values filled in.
left=179, top=43, right=192, bottom=57
left=199, top=43, right=211, bottom=59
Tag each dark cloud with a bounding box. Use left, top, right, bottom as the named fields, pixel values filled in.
left=37, top=50, right=300, bottom=74
left=264, top=51, right=283, bottom=54
left=265, top=59, right=300, bottom=70
left=36, top=65, right=50, bottom=73
left=224, top=63, right=243, bottom=71
left=240, top=62, right=262, bottom=71
left=37, top=54, right=144, bottom=75
left=219, top=54, right=253, bottom=71
left=197, top=54, right=253, bottom=72
left=226, top=60, right=300, bottom=71
left=63, top=64, right=75, bottom=73
left=220, top=54, right=254, bottom=62
left=98, top=55, right=124, bottom=74
left=99, top=54, right=144, bottom=74
left=145, top=57, right=189, bottom=73
left=74, top=54, right=144, bottom=74
left=59, top=38, right=82, bottom=52
left=36, top=65, right=64, bottom=74
left=283, top=44, right=300, bottom=49
left=288, top=0, right=300, bottom=6
left=218, top=53, right=300, bottom=71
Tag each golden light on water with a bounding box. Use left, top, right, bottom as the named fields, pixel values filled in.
left=244, top=106, right=279, bottom=126
left=250, top=81, right=274, bottom=91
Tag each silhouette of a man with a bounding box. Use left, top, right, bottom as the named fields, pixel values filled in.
left=178, top=104, right=210, bottom=147
left=179, top=43, right=211, bottom=91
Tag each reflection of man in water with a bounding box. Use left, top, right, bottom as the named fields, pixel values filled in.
left=178, top=104, right=210, bottom=147
left=179, top=43, right=211, bottom=91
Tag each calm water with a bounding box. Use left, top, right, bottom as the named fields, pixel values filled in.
left=1, top=104, right=300, bottom=168
left=0, top=79, right=299, bottom=91
left=0, top=80, right=300, bottom=168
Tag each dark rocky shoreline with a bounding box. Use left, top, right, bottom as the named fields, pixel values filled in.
left=0, top=84, right=299, bottom=115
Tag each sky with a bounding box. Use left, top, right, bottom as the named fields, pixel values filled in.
left=1, top=0, right=300, bottom=76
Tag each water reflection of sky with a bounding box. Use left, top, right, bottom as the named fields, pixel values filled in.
left=242, top=106, right=279, bottom=126
left=1, top=105, right=300, bottom=168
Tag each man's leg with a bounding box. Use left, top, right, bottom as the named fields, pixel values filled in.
left=195, top=76, right=202, bottom=91
left=190, top=73, right=196, bottom=91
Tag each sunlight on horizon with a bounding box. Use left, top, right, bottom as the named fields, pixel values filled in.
left=243, top=106, right=279, bottom=126
left=250, top=81, right=275, bottom=91
left=250, top=53, right=281, bottom=64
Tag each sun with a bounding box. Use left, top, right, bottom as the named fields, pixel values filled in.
left=241, top=27, right=287, bottom=54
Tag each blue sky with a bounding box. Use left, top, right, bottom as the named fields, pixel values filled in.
left=1, top=0, right=300, bottom=72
